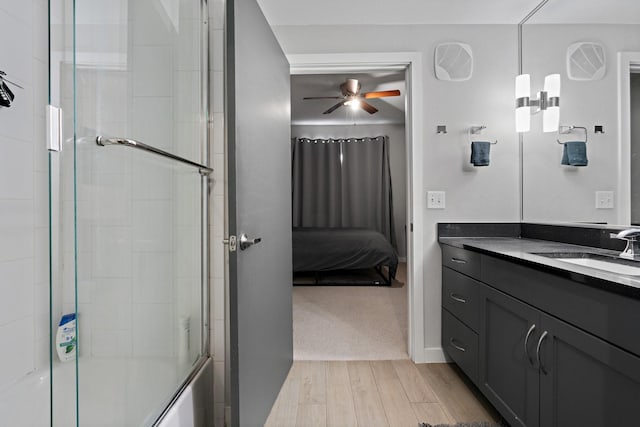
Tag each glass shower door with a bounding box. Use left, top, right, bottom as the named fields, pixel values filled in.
left=49, top=0, right=209, bottom=425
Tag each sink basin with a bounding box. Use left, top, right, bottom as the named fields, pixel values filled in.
left=532, top=252, right=640, bottom=276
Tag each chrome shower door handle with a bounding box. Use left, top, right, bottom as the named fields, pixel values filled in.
left=239, top=233, right=262, bottom=251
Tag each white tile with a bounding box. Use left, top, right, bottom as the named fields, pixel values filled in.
left=32, top=1, right=48, bottom=62
left=174, top=174, right=200, bottom=226
left=132, top=303, right=173, bottom=357
left=213, top=361, right=224, bottom=403
left=212, top=153, right=225, bottom=196
left=211, top=29, right=224, bottom=72
left=213, top=277, right=224, bottom=322
left=132, top=0, right=174, bottom=46
left=91, top=278, right=132, bottom=330
left=132, top=159, right=174, bottom=200
left=0, top=317, right=34, bottom=388
left=0, top=200, right=34, bottom=261
left=90, top=172, right=133, bottom=226
left=32, top=58, right=47, bottom=115
left=33, top=116, right=48, bottom=172
left=212, top=319, right=224, bottom=359
left=211, top=71, right=224, bottom=113
left=132, top=96, right=174, bottom=151
left=175, top=70, right=201, bottom=123
left=91, top=329, right=132, bottom=358
left=176, top=19, right=200, bottom=71
left=212, top=112, right=225, bottom=154
left=211, top=195, right=224, bottom=239
left=0, top=0, right=33, bottom=24
left=133, top=252, right=173, bottom=303
left=209, top=0, right=225, bottom=31
left=34, top=282, right=49, bottom=340
left=93, top=226, right=133, bottom=277
left=174, top=226, right=200, bottom=278
left=0, top=138, right=34, bottom=199
left=0, top=259, right=34, bottom=326
left=132, top=46, right=173, bottom=97
left=175, top=122, right=202, bottom=162
left=34, top=171, right=48, bottom=227
left=132, top=200, right=173, bottom=252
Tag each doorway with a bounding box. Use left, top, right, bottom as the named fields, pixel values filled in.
left=288, top=52, right=426, bottom=362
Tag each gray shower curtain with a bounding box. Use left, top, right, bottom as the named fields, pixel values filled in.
left=291, top=136, right=396, bottom=248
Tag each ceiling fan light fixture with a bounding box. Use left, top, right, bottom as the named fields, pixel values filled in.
left=345, top=98, right=361, bottom=110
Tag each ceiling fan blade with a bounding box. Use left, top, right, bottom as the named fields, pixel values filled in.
left=363, top=90, right=401, bottom=99
left=323, top=101, right=345, bottom=114
left=359, top=101, right=378, bottom=114
left=303, top=96, right=343, bottom=100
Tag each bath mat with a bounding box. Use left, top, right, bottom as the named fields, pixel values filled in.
left=419, top=422, right=508, bottom=427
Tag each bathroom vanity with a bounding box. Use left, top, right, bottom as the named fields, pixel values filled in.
left=438, top=223, right=640, bottom=427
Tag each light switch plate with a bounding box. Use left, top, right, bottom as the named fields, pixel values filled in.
left=595, top=191, right=614, bottom=209
left=427, top=191, right=445, bottom=209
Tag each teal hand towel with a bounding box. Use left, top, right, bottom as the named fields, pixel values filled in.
left=470, top=141, right=490, bottom=167
left=561, top=141, right=588, bottom=166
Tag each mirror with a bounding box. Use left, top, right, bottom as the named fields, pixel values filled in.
left=520, top=0, right=640, bottom=225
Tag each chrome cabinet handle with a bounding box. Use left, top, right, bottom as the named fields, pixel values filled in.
left=536, top=331, right=549, bottom=375
left=451, top=258, right=467, bottom=264
left=449, top=338, right=466, bottom=352
left=524, top=324, right=536, bottom=365
left=449, top=293, right=467, bottom=304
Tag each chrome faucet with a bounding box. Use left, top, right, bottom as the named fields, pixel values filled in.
left=614, top=229, right=640, bottom=260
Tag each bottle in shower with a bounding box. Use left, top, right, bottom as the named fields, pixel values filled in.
left=56, top=313, right=77, bottom=362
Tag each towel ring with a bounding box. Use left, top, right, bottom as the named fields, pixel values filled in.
left=557, top=125, right=587, bottom=144
left=468, top=125, right=498, bottom=145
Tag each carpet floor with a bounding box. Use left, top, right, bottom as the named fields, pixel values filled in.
left=293, top=264, right=408, bottom=360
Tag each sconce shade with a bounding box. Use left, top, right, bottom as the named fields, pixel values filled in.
left=515, top=74, right=531, bottom=132
left=542, top=74, right=561, bottom=132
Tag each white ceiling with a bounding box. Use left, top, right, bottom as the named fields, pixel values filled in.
left=291, top=72, right=406, bottom=126
left=257, top=0, right=544, bottom=26
left=258, top=0, right=640, bottom=27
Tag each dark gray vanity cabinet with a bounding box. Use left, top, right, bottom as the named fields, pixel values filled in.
left=479, top=286, right=539, bottom=427
left=441, top=243, right=640, bottom=427
left=538, top=313, right=640, bottom=426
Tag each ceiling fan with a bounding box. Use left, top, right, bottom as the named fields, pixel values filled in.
left=303, top=78, right=401, bottom=115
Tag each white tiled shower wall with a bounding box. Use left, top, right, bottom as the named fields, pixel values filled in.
left=208, top=1, right=227, bottom=426
left=0, top=0, right=50, bottom=424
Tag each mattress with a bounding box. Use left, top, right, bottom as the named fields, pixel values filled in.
left=292, top=227, right=398, bottom=279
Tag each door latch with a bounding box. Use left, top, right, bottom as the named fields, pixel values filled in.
left=222, top=235, right=237, bottom=252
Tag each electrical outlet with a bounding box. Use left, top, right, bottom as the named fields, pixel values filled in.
left=595, top=191, right=614, bottom=209
left=427, top=191, right=445, bottom=209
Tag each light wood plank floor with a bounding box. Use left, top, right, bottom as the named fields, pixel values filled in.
left=265, top=361, right=500, bottom=427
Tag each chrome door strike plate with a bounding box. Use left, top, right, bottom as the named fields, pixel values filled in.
left=223, top=235, right=237, bottom=252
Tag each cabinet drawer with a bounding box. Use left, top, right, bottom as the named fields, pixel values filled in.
left=442, top=245, right=481, bottom=278
left=442, top=308, right=479, bottom=385
left=442, top=267, right=480, bottom=332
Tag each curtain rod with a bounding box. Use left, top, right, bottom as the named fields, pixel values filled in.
left=295, top=136, right=387, bottom=144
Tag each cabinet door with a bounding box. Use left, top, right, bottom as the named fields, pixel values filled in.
left=479, top=286, right=540, bottom=427
left=539, top=313, right=640, bottom=427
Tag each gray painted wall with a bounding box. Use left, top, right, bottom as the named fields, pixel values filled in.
left=275, top=24, right=521, bottom=358
left=292, top=124, right=408, bottom=258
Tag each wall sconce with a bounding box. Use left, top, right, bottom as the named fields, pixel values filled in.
left=515, top=73, right=561, bottom=133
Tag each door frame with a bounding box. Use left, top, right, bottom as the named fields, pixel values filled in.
left=288, top=52, right=426, bottom=362
left=618, top=51, right=640, bottom=225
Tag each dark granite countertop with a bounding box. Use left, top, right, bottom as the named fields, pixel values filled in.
left=439, top=236, right=640, bottom=299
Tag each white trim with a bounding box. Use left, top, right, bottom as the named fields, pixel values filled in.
left=418, top=347, right=449, bottom=364
left=617, top=52, right=640, bottom=225
left=288, top=52, right=425, bottom=363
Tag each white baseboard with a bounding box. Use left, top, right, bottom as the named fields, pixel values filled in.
left=398, top=256, right=407, bottom=263
left=413, top=347, right=449, bottom=363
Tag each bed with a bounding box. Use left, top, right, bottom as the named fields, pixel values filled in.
left=292, top=227, right=398, bottom=285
